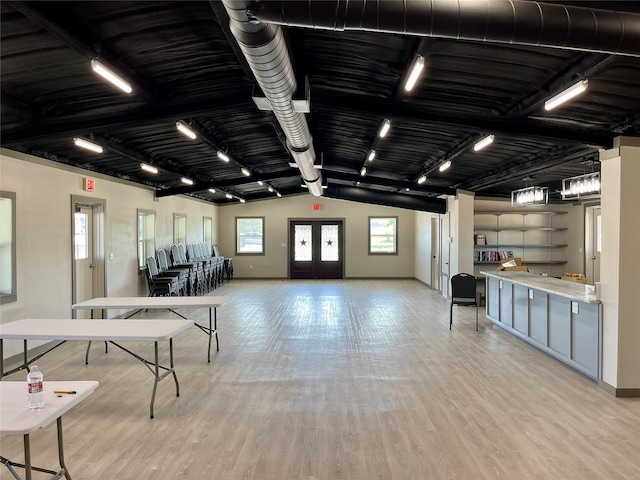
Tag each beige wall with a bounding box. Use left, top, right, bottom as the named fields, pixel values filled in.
left=217, top=194, right=417, bottom=278
left=0, top=149, right=218, bottom=357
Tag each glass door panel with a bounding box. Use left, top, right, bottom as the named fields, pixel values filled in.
left=321, top=224, right=339, bottom=261
left=295, top=224, right=312, bottom=261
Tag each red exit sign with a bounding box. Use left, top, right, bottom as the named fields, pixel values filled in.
left=312, top=204, right=321, bottom=211
left=84, top=178, right=95, bottom=192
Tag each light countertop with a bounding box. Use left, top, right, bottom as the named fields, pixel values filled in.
left=480, top=271, right=600, bottom=304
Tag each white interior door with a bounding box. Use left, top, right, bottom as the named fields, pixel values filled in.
left=585, top=206, right=601, bottom=284
left=72, top=198, right=106, bottom=319
left=440, top=212, right=450, bottom=298
left=431, top=217, right=440, bottom=292
left=74, top=206, right=94, bottom=318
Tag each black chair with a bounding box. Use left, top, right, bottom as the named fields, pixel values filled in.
left=450, top=273, right=479, bottom=331
left=146, top=256, right=180, bottom=297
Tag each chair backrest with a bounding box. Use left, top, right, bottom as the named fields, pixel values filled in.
left=186, top=243, right=196, bottom=261
left=146, top=256, right=160, bottom=277
left=212, top=244, right=221, bottom=257
left=451, top=273, right=477, bottom=301
left=178, top=244, right=188, bottom=263
left=157, top=249, right=170, bottom=271
left=203, top=242, right=213, bottom=256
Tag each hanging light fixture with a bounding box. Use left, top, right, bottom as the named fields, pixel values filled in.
left=544, top=79, right=588, bottom=111
left=73, top=137, right=103, bottom=153
left=562, top=172, right=600, bottom=200
left=511, top=186, right=548, bottom=206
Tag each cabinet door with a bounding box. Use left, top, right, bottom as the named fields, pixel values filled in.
left=499, top=281, right=513, bottom=328
left=548, top=295, right=571, bottom=358
left=529, top=290, right=548, bottom=346
left=513, top=284, right=528, bottom=335
left=571, top=302, right=600, bottom=377
left=487, top=276, right=499, bottom=321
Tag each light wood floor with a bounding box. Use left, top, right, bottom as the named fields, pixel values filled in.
left=1, top=280, right=639, bottom=480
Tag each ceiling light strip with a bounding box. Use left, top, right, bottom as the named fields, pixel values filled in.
left=90, top=59, right=132, bottom=94
left=404, top=55, right=425, bottom=92
left=73, top=137, right=103, bottom=153
left=544, top=79, right=588, bottom=111
left=176, top=121, right=197, bottom=140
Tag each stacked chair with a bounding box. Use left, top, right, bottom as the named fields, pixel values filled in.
left=157, top=249, right=193, bottom=295
left=145, top=256, right=182, bottom=296
left=171, top=244, right=205, bottom=295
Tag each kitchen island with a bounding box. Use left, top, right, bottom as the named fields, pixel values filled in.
left=481, top=271, right=601, bottom=380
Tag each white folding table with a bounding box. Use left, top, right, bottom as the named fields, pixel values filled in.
left=1, top=380, right=99, bottom=480
left=0, top=318, right=192, bottom=418
left=72, top=296, right=228, bottom=362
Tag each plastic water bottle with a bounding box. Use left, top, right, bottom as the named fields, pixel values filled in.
left=27, top=365, right=45, bottom=409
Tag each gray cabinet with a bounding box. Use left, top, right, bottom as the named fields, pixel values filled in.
left=484, top=274, right=601, bottom=380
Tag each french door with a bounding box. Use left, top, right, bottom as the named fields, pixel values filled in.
left=289, top=220, right=343, bottom=279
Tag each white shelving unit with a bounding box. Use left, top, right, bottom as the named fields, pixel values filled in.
left=474, top=210, right=568, bottom=277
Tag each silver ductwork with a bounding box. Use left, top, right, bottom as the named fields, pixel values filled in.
left=221, top=0, right=323, bottom=196
left=248, top=0, right=640, bottom=57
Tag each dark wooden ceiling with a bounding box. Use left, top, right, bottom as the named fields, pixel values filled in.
left=2, top=1, right=639, bottom=206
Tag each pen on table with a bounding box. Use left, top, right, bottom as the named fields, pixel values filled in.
left=53, top=390, right=76, bottom=394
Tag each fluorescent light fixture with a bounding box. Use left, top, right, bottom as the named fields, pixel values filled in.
left=417, top=175, right=427, bottom=184
left=73, top=137, right=103, bottom=153
left=360, top=166, right=367, bottom=176
left=217, top=151, right=230, bottom=162
left=241, top=168, right=251, bottom=177
left=439, top=160, right=452, bottom=172
left=474, top=134, right=495, bottom=152
left=405, top=187, right=410, bottom=191
left=90, top=59, right=132, bottom=94
left=544, top=79, right=588, bottom=111
left=378, top=119, right=391, bottom=138
left=225, top=193, right=233, bottom=199
left=257, top=181, right=264, bottom=186
left=322, top=185, right=328, bottom=189
left=301, top=184, right=309, bottom=188
left=368, top=149, right=376, bottom=161
left=140, top=163, right=158, bottom=174
left=404, top=55, right=425, bottom=92
left=176, top=121, right=197, bottom=140
left=356, top=181, right=361, bottom=186
left=181, top=177, right=194, bottom=185
left=239, top=198, right=246, bottom=203
left=288, top=162, right=299, bottom=169
left=276, top=192, right=282, bottom=197
left=208, top=188, right=216, bottom=193
left=268, top=186, right=274, bottom=193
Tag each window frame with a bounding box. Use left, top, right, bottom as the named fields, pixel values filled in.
left=235, top=216, right=265, bottom=255
left=173, top=213, right=187, bottom=246
left=137, top=209, right=156, bottom=270
left=0, top=191, right=17, bottom=304
left=203, top=216, right=213, bottom=246
left=368, top=216, right=398, bottom=255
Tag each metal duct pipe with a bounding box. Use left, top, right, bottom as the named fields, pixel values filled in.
left=325, top=185, right=446, bottom=213
left=248, top=0, right=640, bottom=57
left=221, top=0, right=323, bottom=196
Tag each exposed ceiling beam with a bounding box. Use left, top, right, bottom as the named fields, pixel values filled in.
left=0, top=92, right=251, bottom=144
left=324, top=169, right=455, bottom=196
left=312, top=88, right=614, bottom=148
left=0, top=93, right=35, bottom=118
left=155, top=169, right=299, bottom=198
left=460, top=146, right=594, bottom=191
left=9, top=1, right=158, bottom=101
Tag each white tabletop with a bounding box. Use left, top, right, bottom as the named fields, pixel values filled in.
left=0, top=318, right=193, bottom=341
left=0, top=381, right=99, bottom=436
left=72, top=296, right=228, bottom=310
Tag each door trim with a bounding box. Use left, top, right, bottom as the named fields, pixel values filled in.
left=288, top=218, right=345, bottom=279
left=71, top=195, right=106, bottom=317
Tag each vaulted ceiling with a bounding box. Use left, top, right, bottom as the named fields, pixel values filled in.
left=2, top=1, right=639, bottom=211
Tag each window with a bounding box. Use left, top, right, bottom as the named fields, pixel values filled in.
left=236, top=217, right=264, bottom=254
left=137, top=209, right=156, bottom=269
left=0, top=191, right=17, bottom=304
left=174, top=213, right=187, bottom=245
left=369, top=217, right=397, bottom=254
left=203, top=216, right=213, bottom=246
left=74, top=212, right=89, bottom=260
